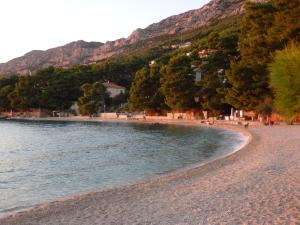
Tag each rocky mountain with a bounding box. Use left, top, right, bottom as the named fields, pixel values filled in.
left=0, top=0, right=247, bottom=75
left=128, top=0, right=245, bottom=40
left=0, top=41, right=104, bottom=75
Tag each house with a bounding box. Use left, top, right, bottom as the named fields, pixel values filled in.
left=194, top=68, right=202, bottom=82
left=103, top=82, right=126, bottom=98
left=170, top=42, right=192, bottom=49
left=70, top=102, right=80, bottom=115
left=179, top=42, right=192, bottom=49
left=198, top=49, right=217, bottom=59
left=171, top=44, right=180, bottom=49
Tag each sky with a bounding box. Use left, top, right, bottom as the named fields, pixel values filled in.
left=0, top=0, right=210, bottom=63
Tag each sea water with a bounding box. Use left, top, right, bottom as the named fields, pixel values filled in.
left=0, top=120, right=244, bottom=214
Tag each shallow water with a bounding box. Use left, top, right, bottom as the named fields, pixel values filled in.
left=0, top=120, right=244, bottom=214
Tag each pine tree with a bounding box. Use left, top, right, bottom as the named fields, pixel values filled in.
left=160, top=55, right=196, bottom=111
left=271, top=0, right=300, bottom=43
left=128, top=65, right=165, bottom=112
left=78, top=82, right=106, bottom=116
left=225, top=0, right=299, bottom=111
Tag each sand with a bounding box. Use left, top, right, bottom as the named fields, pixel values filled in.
left=0, top=122, right=299, bottom=225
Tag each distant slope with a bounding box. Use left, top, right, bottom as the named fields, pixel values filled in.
left=128, top=0, right=245, bottom=41
left=0, top=0, right=246, bottom=75
left=0, top=41, right=103, bottom=75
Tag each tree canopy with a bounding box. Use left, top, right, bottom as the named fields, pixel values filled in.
left=78, top=82, right=106, bottom=116
left=224, top=0, right=300, bottom=112
left=269, top=43, right=300, bottom=123
left=128, top=64, right=166, bottom=112
left=160, top=54, right=196, bottom=111
left=0, top=1, right=299, bottom=120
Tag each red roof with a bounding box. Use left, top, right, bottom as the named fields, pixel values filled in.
left=103, top=82, right=125, bottom=89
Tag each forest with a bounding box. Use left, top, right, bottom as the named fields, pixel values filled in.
left=0, top=0, right=299, bottom=121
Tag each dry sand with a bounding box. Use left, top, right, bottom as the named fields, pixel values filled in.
left=0, top=123, right=299, bottom=225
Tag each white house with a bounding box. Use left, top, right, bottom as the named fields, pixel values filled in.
left=198, top=49, right=217, bottom=59
left=103, top=82, right=126, bottom=98
left=194, top=69, right=202, bottom=82
left=179, top=42, right=192, bottom=49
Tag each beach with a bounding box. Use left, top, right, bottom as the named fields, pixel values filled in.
left=0, top=122, right=299, bottom=225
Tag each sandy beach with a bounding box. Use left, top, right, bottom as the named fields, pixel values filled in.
left=0, top=121, right=299, bottom=225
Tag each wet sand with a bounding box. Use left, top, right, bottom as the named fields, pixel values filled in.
left=0, top=123, right=299, bottom=225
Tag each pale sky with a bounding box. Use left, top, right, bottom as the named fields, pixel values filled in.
left=0, top=0, right=209, bottom=63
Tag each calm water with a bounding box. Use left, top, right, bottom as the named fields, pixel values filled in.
left=0, top=120, right=244, bottom=214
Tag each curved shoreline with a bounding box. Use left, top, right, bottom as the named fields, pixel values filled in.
left=0, top=118, right=249, bottom=218
left=1, top=119, right=299, bottom=224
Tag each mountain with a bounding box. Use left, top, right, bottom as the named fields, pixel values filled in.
left=0, top=0, right=247, bottom=75
left=0, top=41, right=104, bottom=75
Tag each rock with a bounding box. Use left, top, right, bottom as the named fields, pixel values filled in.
left=0, top=0, right=248, bottom=76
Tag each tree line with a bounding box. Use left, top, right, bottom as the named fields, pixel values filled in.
left=0, top=0, right=299, bottom=122
left=128, top=0, right=300, bottom=122
left=0, top=51, right=162, bottom=113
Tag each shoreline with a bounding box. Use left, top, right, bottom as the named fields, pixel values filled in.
left=0, top=118, right=299, bottom=224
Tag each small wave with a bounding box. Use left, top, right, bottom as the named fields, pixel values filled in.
left=0, top=205, right=27, bottom=214
left=0, top=169, right=15, bottom=174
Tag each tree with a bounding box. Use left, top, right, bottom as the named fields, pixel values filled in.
left=225, top=61, right=271, bottom=111
left=0, top=85, right=14, bottom=111
left=160, top=55, right=196, bottom=111
left=196, top=30, right=239, bottom=115
left=38, top=72, right=80, bottom=111
left=269, top=43, right=300, bottom=123
left=128, top=64, right=166, bottom=112
left=225, top=2, right=276, bottom=111
left=78, top=82, right=106, bottom=116
left=256, top=97, right=273, bottom=121
left=0, top=76, right=18, bottom=112
left=225, top=0, right=300, bottom=112
left=8, top=76, right=39, bottom=110
left=271, top=0, right=300, bottom=43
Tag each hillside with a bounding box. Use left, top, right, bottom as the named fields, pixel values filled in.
left=0, top=0, right=246, bottom=75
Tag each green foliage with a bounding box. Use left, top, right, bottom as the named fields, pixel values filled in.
left=8, top=76, right=39, bottom=110
left=0, top=13, right=243, bottom=114
left=160, top=55, right=196, bottom=111
left=225, top=2, right=275, bottom=111
left=193, top=30, right=239, bottom=115
left=239, top=2, right=277, bottom=64
left=271, top=0, right=300, bottom=43
left=125, top=15, right=242, bottom=114
left=40, top=73, right=80, bottom=111
left=0, top=1, right=297, bottom=118
left=225, top=61, right=270, bottom=110
left=128, top=64, right=166, bottom=112
left=269, top=43, right=300, bottom=122
left=225, top=0, right=299, bottom=111
left=0, top=75, right=18, bottom=88
left=128, top=68, right=150, bottom=111
left=78, top=82, right=106, bottom=116
left=0, top=76, right=18, bottom=111
left=255, top=97, right=274, bottom=116
left=0, top=85, right=14, bottom=111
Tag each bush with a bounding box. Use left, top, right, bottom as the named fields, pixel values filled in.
left=269, top=43, right=300, bottom=124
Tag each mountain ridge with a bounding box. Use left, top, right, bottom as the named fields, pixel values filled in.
left=0, top=0, right=247, bottom=75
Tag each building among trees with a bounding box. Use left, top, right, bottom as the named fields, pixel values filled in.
left=103, top=82, right=126, bottom=98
